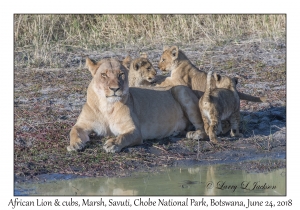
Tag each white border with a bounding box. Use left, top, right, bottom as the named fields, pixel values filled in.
left=2, top=0, right=297, bottom=209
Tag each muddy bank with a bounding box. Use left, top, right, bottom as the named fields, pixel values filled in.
left=14, top=40, right=286, bottom=180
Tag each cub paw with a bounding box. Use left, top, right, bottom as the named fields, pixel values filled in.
left=221, top=120, right=231, bottom=134
left=186, top=130, right=208, bottom=140
left=103, top=138, right=122, bottom=153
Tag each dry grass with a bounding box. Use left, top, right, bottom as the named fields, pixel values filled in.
left=14, top=14, right=286, bottom=68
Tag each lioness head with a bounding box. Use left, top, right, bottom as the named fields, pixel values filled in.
left=86, top=57, right=129, bottom=103
left=213, top=72, right=238, bottom=90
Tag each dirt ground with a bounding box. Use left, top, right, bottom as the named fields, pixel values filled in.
left=14, top=39, right=286, bottom=180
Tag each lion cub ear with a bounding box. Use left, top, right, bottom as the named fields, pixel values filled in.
left=163, top=45, right=170, bottom=51
left=122, top=56, right=131, bottom=70
left=213, top=72, right=221, bottom=81
left=132, top=60, right=143, bottom=71
left=170, top=46, right=179, bottom=59
left=86, top=57, right=101, bottom=76
left=140, top=52, right=148, bottom=59
left=233, top=77, right=238, bottom=85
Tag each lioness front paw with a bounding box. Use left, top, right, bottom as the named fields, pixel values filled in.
left=103, top=138, right=122, bottom=153
left=186, top=130, right=208, bottom=140
left=67, top=141, right=85, bottom=152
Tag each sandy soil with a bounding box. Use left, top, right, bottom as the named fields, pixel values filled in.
left=14, top=39, right=286, bottom=180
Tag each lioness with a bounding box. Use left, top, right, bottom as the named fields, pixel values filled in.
left=157, top=46, right=267, bottom=102
left=199, top=71, right=242, bottom=143
left=123, top=54, right=166, bottom=87
left=67, top=58, right=206, bottom=153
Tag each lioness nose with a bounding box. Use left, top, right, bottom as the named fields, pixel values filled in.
left=109, top=87, right=120, bottom=93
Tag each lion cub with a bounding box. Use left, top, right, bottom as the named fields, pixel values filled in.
left=123, top=53, right=166, bottom=87
left=199, top=71, right=242, bottom=143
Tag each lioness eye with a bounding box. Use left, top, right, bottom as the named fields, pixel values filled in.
left=101, top=73, right=107, bottom=78
left=147, top=67, right=151, bottom=71
left=161, top=59, right=165, bottom=63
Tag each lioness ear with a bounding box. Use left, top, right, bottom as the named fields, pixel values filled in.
left=170, top=46, right=179, bottom=59
left=140, top=52, right=147, bottom=59
left=213, top=72, right=221, bottom=81
left=86, top=57, right=101, bottom=76
left=122, top=56, right=131, bottom=70
left=163, top=46, right=170, bottom=51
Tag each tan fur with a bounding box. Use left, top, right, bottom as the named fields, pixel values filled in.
left=123, top=54, right=166, bottom=87
left=122, top=55, right=131, bottom=70
left=67, top=58, right=207, bottom=153
left=157, top=46, right=267, bottom=102
left=199, top=71, right=242, bottom=143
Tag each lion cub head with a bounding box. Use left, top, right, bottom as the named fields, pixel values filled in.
left=123, top=53, right=157, bottom=87
left=86, top=57, right=129, bottom=103
left=158, top=46, right=189, bottom=72
left=213, top=72, right=238, bottom=90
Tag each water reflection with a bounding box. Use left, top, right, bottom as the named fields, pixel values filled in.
left=15, top=164, right=285, bottom=196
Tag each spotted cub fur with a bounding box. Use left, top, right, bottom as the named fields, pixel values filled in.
left=199, top=71, right=242, bottom=143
